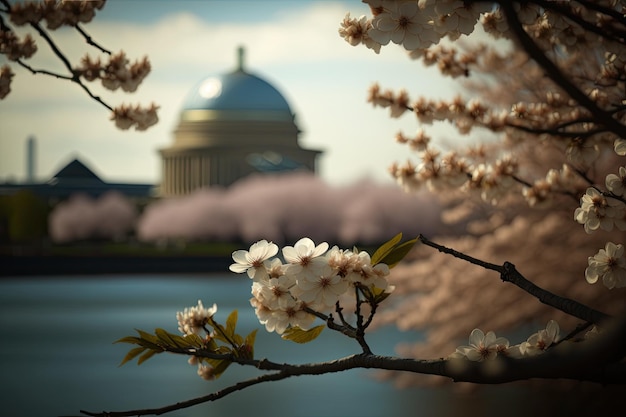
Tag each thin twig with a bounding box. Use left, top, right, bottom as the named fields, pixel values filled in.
left=75, top=23, right=111, bottom=54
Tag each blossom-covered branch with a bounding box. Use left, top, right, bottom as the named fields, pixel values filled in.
left=82, top=233, right=626, bottom=416
left=0, top=0, right=159, bottom=130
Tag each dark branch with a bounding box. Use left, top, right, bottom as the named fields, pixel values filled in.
left=75, top=23, right=112, bottom=55
left=417, top=235, right=610, bottom=325
left=78, top=314, right=626, bottom=417
left=498, top=1, right=626, bottom=140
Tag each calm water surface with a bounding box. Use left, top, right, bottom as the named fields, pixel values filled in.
left=0, top=274, right=591, bottom=417
left=1, top=274, right=432, bottom=417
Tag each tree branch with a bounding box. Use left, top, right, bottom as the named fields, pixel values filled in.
left=498, top=1, right=626, bottom=139
left=74, top=23, right=111, bottom=55
left=417, top=234, right=611, bottom=325
left=77, top=315, right=626, bottom=417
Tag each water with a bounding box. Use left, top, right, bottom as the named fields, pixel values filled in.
left=1, top=274, right=612, bottom=417
left=1, top=274, right=434, bottom=417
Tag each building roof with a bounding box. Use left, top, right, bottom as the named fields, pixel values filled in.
left=0, top=157, right=153, bottom=199
left=51, top=158, right=103, bottom=183
left=180, top=47, right=294, bottom=122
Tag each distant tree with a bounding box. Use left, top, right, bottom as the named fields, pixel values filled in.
left=4, top=189, right=47, bottom=241
left=26, top=1, right=621, bottom=416
left=0, top=0, right=158, bottom=130
left=49, top=191, right=138, bottom=243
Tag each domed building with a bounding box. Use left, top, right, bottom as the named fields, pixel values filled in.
left=159, top=47, right=322, bottom=196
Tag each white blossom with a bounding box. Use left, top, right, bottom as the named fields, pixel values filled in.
left=229, top=239, right=279, bottom=279
left=292, top=264, right=349, bottom=311
left=519, top=320, right=560, bottom=356
left=585, top=242, right=626, bottom=289
left=176, top=300, right=217, bottom=336
left=338, top=13, right=381, bottom=53
left=615, top=138, right=626, bottom=156
left=605, top=167, right=626, bottom=197
left=282, top=237, right=329, bottom=277
left=368, top=1, right=440, bottom=50
left=454, top=328, right=510, bottom=361
left=574, top=187, right=626, bottom=233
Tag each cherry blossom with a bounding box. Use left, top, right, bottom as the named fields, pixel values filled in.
left=368, top=0, right=439, bottom=50
left=574, top=188, right=626, bottom=234
left=338, top=13, right=381, bottom=53
left=585, top=242, right=626, bottom=289
left=453, top=328, right=510, bottom=361
left=176, top=300, right=218, bottom=336
left=605, top=167, right=626, bottom=197
left=229, top=239, right=279, bottom=279
left=291, top=264, right=348, bottom=311
left=519, top=320, right=560, bottom=356
left=196, top=364, right=217, bottom=381
left=282, top=237, right=329, bottom=277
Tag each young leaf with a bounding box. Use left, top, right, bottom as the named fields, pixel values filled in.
left=183, top=333, right=205, bottom=348
left=155, top=328, right=178, bottom=347
left=118, top=346, right=146, bottom=367
left=225, top=310, right=238, bottom=338
left=137, top=349, right=159, bottom=365
left=244, top=329, right=258, bottom=349
left=371, top=233, right=403, bottom=265
left=136, top=329, right=159, bottom=345
left=378, top=237, right=417, bottom=268
left=281, top=325, right=325, bottom=344
left=114, top=336, right=142, bottom=345
left=238, top=329, right=258, bottom=359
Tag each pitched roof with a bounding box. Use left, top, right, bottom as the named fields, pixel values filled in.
left=51, top=158, right=103, bottom=183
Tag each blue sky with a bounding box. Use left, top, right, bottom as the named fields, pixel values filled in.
left=0, top=0, right=458, bottom=186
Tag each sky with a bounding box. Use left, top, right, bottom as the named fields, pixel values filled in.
left=0, top=0, right=461, bottom=186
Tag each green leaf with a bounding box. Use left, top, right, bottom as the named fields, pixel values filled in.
left=378, top=237, right=417, bottom=268
left=155, top=328, right=195, bottom=349
left=118, top=346, right=146, bottom=367
left=137, top=349, right=159, bottom=365
left=225, top=310, right=238, bottom=338
left=371, top=286, right=392, bottom=304
left=371, top=233, right=403, bottom=265
left=114, top=336, right=143, bottom=345
left=244, top=329, right=258, bottom=349
left=183, top=333, right=205, bottom=348
left=136, top=329, right=159, bottom=345
left=281, top=325, right=325, bottom=344
left=155, top=328, right=178, bottom=347
left=116, top=330, right=161, bottom=350
left=239, top=329, right=258, bottom=359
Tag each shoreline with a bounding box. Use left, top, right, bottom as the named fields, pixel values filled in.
left=1, top=255, right=233, bottom=277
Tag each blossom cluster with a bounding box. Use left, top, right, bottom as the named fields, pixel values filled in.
left=76, top=52, right=151, bottom=93
left=339, top=1, right=491, bottom=53
left=111, top=102, right=159, bottom=131
left=8, top=0, right=106, bottom=29
left=229, top=238, right=392, bottom=335
left=1, top=0, right=158, bottom=131
left=451, top=320, right=561, bottom=361
left=175, top=300, right=219, bottom=380
left=0, top=65, right=13, bottom=99
left=0, top=29, right=37, bottom=61
left=574, top=187, right=626, bottom=234
left=176, top=299, right=218, bottom=336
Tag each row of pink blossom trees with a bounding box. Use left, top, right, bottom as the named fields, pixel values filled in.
left=48, top=173, right=443, bottom=245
